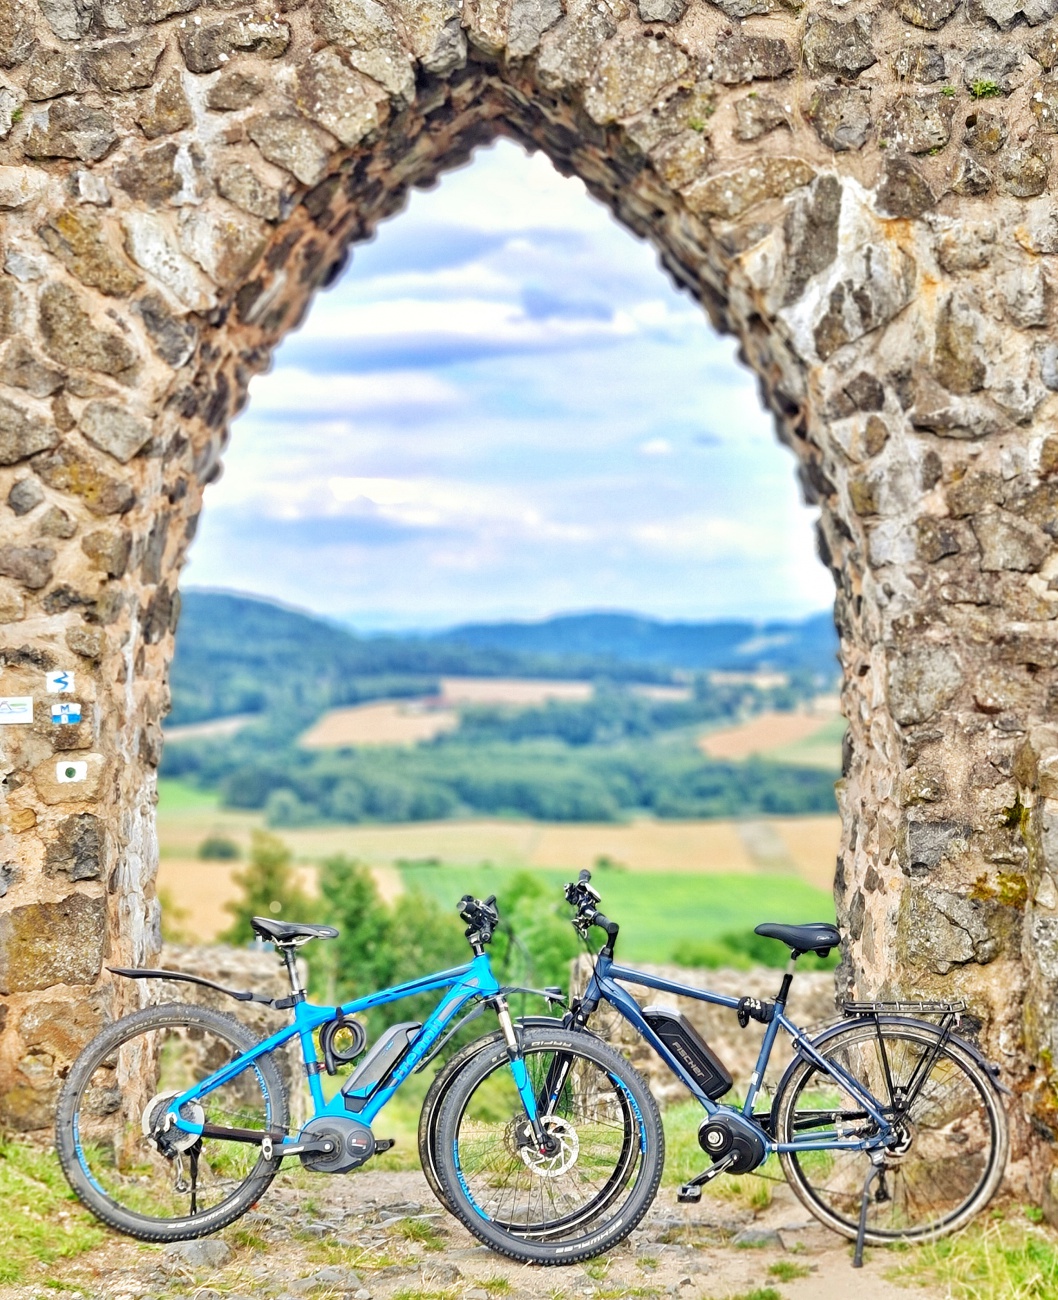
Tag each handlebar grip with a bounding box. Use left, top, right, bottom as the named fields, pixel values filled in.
left=594, top=911, right=619, bottom=939
left=578, top=869, right=592, bottom=883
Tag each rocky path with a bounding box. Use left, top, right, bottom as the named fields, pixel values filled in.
left=7, top=1168, right=939, bottom=1300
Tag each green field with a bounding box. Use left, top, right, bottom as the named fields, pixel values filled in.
left=158, top=778, right=220, bottom=811
left=767, top=715, right=846, bottom=769
left=399, top=863, right=835, bottom=963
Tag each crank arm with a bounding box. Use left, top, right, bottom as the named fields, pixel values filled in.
left=272, top=1137, right=338, bottom=1159
left=165, top=1119, right=340, bottom=1162
left=677, top=1151, right=737, bottom=1202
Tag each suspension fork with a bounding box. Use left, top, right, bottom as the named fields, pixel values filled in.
left=493, top=997, right=559, bottom=1154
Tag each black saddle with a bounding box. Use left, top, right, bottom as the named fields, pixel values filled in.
left=251, top=917, right=339, bottom=945
left=754, top=922, right=840, bottom=957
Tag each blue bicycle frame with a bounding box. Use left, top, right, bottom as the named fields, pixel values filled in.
left=165, top=952, right=541, bottom=1149
left=580, top=952, right=894, bottom=1155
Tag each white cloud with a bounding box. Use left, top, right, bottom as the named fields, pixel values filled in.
left=631, top=515, right=777, bottom=559
left=639, top=438, right=674, bottom=457
left=188, top=139, right=833, bottom=627
left=247, top=368, right=460, bottom=416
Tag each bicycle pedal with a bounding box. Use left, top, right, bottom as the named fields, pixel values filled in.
left=374, top=1138, right=395, bottom=1154
left=677, top=1184, right=702, bottom=1204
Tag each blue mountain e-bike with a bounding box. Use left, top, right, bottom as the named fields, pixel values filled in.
left=56, top=895, right=664, bottom=1266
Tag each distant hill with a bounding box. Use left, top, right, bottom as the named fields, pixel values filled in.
left=165, top=590, right=841, bottom=824
left=171, top=590, right=677, bottom=726
left=434, top=611, right=838, bottom=675
left=169, top=590, right=838, bottom=727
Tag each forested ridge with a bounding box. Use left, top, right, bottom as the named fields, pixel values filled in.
left=164, top=591, right=840, bottom=825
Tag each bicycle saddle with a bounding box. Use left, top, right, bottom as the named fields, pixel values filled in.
left=754, top=922, right=840, bottom=956
left=251, top=917, right=339, bottom=944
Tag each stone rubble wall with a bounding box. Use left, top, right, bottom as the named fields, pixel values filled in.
left=0, top=0, right=1054, bottom=1207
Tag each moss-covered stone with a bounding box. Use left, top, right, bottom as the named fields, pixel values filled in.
left=0, top=895, right=107, bottom=994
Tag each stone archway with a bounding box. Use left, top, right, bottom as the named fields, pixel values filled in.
left=0, top=0, right=1056, bottom=1199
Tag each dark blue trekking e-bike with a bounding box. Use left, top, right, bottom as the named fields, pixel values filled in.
left=521, top=871, right=1008, bottom=1266
left=56, top=895, right=665, bottom=1266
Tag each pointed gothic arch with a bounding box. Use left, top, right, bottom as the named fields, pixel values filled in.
left=0, top=0, right=1056, bottom=1199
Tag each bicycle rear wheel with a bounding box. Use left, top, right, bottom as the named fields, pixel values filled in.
left=56, top=1003, right=288, bottom=1242
left=435, top=1027, right=663, bottom=1264
left=773, top=1018, right=1007, bottom=1244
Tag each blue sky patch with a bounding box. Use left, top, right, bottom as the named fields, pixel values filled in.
left=186, top=142, right=831, bottom=631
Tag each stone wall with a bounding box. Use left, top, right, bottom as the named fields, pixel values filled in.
left=0, top=0, right=1056, bottom=1205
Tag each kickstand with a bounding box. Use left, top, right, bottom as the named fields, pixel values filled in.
left=188, top=1141, right=200, bottom=1217
left=852, top=1155, right=885, bottom=1269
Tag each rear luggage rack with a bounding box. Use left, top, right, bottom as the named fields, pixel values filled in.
left=843, top=1000, right=967, bottom=1016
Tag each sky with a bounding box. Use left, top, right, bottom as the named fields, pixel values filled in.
left=185, top=139, right=833, bottom=631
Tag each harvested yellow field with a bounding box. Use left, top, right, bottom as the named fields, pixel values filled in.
left=699, top=699, right=842, bottom=761
left=155, top=786, right=841, bottom=936
left=768, top=816, right=843, bottom=890
left=160, top=805, right=838, bottom=878
left=300, top=701, right=458, bottom=748
left=157, top=858, right=316, bottom=940
left=164, top=713, right=258, bottom=742
left=438, top=677, right=593, bottom=706
left=156, top=858, right=401, bottom=941
left=280, top=817, right=758, bottom=875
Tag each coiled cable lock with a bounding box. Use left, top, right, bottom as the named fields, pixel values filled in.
left=319, top=1012, right=367, bottom=1074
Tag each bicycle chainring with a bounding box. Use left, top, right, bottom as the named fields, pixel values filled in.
left=298, top=1116, right=376, bottom=1174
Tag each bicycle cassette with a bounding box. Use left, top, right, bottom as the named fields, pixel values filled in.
left=298, top=1115, right=376, bottom=1174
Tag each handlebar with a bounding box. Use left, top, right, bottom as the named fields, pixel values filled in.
left=458, top=894, right=499, bottom=950
left=563, top=869, right=619, bottom=956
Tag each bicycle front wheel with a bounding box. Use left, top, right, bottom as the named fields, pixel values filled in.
left=773, top=1018, right=1007, bottom=1244
left=417, top=1017, right=573, bottom=1214
left=435, top=1027, right=664, bottom=1264
left=56, top=1003, right=288, bottom=1242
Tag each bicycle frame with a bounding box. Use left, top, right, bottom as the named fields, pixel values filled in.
left=166, top=951, right=541, bottom=1149
left=578, top=952, right=894, bottom=1155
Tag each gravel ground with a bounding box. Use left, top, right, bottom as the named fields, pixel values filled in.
left=2, top=1167, right=940, bottom=1300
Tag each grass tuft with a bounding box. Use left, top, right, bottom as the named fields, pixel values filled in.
left=969, top=80, right=1001, bottom=98
left=894, top=1219, right=1058, bottom=1299
left=387, top=1217, right=446, bottom=1251
left=767, top=1260, right=811, bottom=1281
left=0, top=1139, right=105, bottom=1285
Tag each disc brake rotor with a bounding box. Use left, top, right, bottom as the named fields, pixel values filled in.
left=142, top=1089, right=204, bottom=1153
left=518, top=1116, right=580, bottom=1178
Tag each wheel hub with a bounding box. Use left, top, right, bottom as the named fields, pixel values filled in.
left=516, top=1116, right=580, bottom=1178
left=141, top=1089, right=203, bottom=1154
left=885, top=1118, right=916, bottom=1160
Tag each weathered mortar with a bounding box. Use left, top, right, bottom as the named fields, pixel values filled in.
left=0, top=0, right=1055, bottom=1206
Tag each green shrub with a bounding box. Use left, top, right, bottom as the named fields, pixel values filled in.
left=220, top=830, right=314, bottom=943
left=672, top=927, right=839, bottom=971
left=198, top=834, right=240, bottom=860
